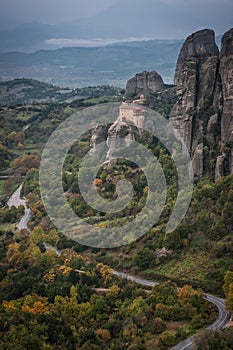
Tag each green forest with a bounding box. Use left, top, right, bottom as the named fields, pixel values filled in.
left=0, top=79, right=232, bottom=350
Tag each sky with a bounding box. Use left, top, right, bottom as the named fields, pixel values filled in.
left=0, top=0, right=232, bottom=39
left=0, top=0, right=118, bottom=29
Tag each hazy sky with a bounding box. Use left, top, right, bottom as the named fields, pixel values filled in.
left=0, top=0, right=232, bottom=38
left=0, top=0, right=118, bottom=28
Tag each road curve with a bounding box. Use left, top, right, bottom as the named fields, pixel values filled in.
left=113, top=271, right=231, bottom=350
left=9, top=184, right=232, bottom=349
left=7, top=184, right=31, bottom=231
left=169, top=295, right=231, bottom=350
left=18, top=208, right=31, bottom=231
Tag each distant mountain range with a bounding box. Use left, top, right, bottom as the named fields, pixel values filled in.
left=0, top=0, right=224, bottom=89
left=0, top=39, right=183, bottom=88
left=0, top=0, right=227, bottom=53
left=0, top=0, right=187, bottom=52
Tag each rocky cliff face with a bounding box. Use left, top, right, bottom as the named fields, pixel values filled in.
left=217, top=28, right=233, bottom=177
left=170, top=28, right=233, bottom=179
left=174, top=29, right=219, bottom=86
left=90, top=125, right=108, bottom=155
left=90, top=104, right=142, bottom=161
left=106, top=120, right=135, bottom=160
left=91, top=28, right=233, bottom=180
left=125, top=71, right=165, bottom=98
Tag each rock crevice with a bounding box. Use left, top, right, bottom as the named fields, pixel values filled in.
left=170, top=28, right=233, bottom=179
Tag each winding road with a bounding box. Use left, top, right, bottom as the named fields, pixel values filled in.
left=170, top=295, right=231, bottom=350
left=7, top=184, right=31, bottom=231
left=8, top=184, right=232, bottom=350
left=113, top=271, right=231, bottom=349
left=113, top=270, right=157, bottom=287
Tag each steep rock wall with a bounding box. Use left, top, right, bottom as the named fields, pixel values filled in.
left=170, top=28, right=233, bottom=179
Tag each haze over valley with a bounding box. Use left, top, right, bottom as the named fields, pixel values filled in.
left=0, top=1, right=233, bottom=349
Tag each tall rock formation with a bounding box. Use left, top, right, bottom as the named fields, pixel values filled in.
left=170, top=28, right=233, bottom=179
left=217, top=28, right=233, bottom=177
left=174, top=29, right=219, bottom=86
left=90, top=28, right=233, bottom=180
left=90, top=125, right=108, bottom=155
left=106, top=120, right=135, bottom=160
left=125, top=71, right=165, bottom=98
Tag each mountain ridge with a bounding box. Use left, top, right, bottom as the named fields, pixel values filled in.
left=0, top=40, right=183, bottom=87
left=0, top=0, right=231, bottom=53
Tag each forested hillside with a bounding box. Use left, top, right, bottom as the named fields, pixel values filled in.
left=0, top=62, right=232, bottom=350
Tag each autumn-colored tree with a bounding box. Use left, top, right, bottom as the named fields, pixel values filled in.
left=178, top=285, right=198, bottom=304
left=158, top=330, right=177, bottom=348
left=106, top=284, right=121, bottom=299
left=18, top=142, right=24, bottom=149
left=11, top=153, right=40, bottom=176
left=22, top=294, right=49, bottom=315
left=7, top=242, right=25, bottom=266
left=93, top=178, right=103, bottom=186
left=95, top=328, right=111, bottom=342
left=96, top=263, right=113, bottom=285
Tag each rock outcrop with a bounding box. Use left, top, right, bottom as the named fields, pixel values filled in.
left=170, top=28, right=233, bottom=179
left=217, top=28, right=233, bottom=177
left=106, top=120, right=135, bottom=160
left=90, top=102, right=146, bottom=161
left=91, top=28, right=233, bottom=180
left=90, top=125, right=108, bottom=155
left=174, top=29, right=219, bottom=86
left=125, top=71, right=165, bottom=98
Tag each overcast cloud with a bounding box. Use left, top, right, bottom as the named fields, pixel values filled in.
left=0, top=0, right=232, bottom=38
left=0, top=0, right=118, bottom=29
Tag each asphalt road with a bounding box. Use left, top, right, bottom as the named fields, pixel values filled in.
left=18, top=208, right=31, bottom=231
left=170, top=295, right=231, bottom=350
left=113, top=270, right=157, bottom=287
left=113, top=271, right=232, bottom=350
left=7, top=184, right=26, bottom=208
left=205, top=294, right=232, bottom=331
left=9, top=184, right=232, bottom=350
left=7, top=183, right=31, bottom=231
